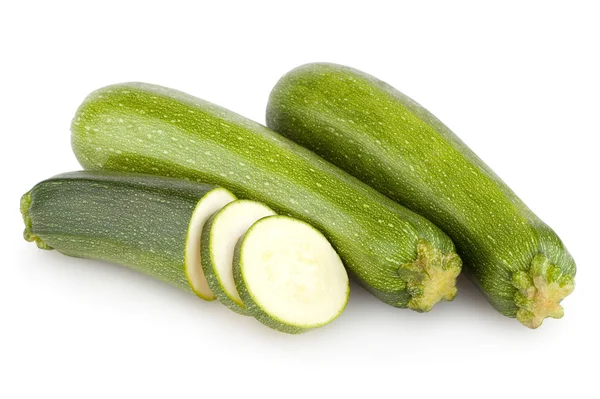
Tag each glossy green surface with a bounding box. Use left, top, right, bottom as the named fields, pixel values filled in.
left=22, top=171, right=219, bottom=294
left=71, top=82, right=461, bottom=311
left=266, top=63, right=576, bottom=327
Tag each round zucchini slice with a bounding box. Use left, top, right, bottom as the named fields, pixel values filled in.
left=201, top=200, right=276, bottom=314
left=233, top=215, right=349, bottom=333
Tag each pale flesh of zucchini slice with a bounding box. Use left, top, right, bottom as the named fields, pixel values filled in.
left=185, top=188, right=236, bottom=300
left=234, top=216, right=349, bottom=333
left=202, top=200, right=276, bottom=314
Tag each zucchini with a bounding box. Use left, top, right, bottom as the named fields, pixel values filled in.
left=71, top=82, right=462, bottom=312
left=233, top=215, right=349, bottom=333
left=201, top=200, right=276, bottom=314
left=21, top=171, right=236, bottom=299
left=266, top=62, right=576, bottom=328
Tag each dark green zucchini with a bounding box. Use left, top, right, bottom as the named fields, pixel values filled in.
left=266, top=62, right=576, bottom=328
left=21, top=171, right=236, bottom=299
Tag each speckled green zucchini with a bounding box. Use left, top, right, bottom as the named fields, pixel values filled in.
left=266, top=62, right=576, bottom=328
left=201, top=200, right=276, bottom=315
left=21, top=171, right=236, bottom=299
left=71, top=82, right=462, bottom=312
left=233, top=215, right=349, bottom=334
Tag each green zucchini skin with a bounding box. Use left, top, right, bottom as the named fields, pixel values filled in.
left=266, top=63, right=576, bottom=328
left=71, top=82, right=462, bottom=311
left=21, top=170, right=231, bottom=296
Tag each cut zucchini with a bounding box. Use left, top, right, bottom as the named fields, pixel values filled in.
left=201, top=200, right=276, bottom=314
left=233, top=215, right=349, bottom=334
left=21, top=171, right=236, bottom=299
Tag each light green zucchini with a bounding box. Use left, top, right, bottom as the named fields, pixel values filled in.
left=201, top=200, right=276, bottom=315
left=71, top=82, right=462, bottom=312
left=21, top=171, right=236, bottom=299
left=266, top=62, right=576, bottom=328
left=233, top=215, right=349, bottom=334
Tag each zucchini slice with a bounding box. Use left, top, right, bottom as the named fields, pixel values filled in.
left=201, top=200, right=276, bottom=314
left=71, top=82, right=462, bottom=312
left=233, top=215, right=349, bottom=334
left=21, top=171, right=236, bottom=299
left=266, top=62, right=576, bottom=328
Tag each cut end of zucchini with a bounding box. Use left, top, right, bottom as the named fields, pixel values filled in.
left=512, top=254, right=575, bottom=329
left=185, top=187, right=237, bottom=301
left=399, top=240, right=462, bottom=312
left=20, top=191, right=53, bottom=250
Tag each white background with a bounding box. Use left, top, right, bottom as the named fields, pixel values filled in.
left=1, top=1, right=598, bottom=398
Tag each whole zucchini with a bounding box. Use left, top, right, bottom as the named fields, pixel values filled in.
left=21, top=171, right=236, bottom=298
left=266, top=63, right=576, bottom=328
left=71, top=82, right=461, bottom=312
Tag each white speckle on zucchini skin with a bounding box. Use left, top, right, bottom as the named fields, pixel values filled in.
left=71, top=82, right=461, bottom=311
left=266, top=62, right=576, bottom=327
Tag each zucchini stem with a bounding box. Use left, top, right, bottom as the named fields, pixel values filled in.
left=20, top=191, right=52, bottom=250
left=399, top=240, right=462, bottom=312
left=512, top=254, right=575, bottom=329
